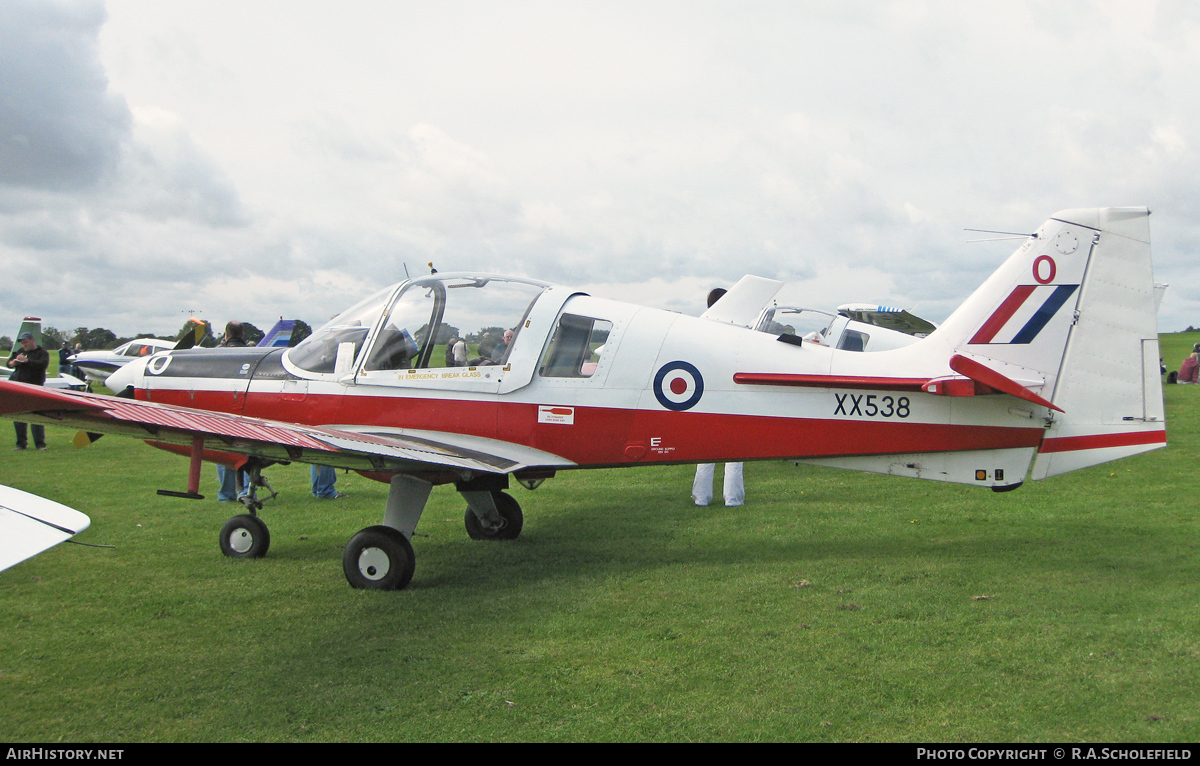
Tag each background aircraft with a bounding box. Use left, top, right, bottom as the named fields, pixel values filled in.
left=1, top=318, right=87, bottom=391
left=754, top=303, right=937, bottom=352
left=257, top=319, right=301, bottom=348
left=68, top=337, right=178, bottom=386
left=0, top=208, right=1165, bottom=591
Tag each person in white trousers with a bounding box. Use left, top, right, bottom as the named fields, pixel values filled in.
left=692, top=462, right=744, bottom=507
left=691, top=287, right=745, bottom=508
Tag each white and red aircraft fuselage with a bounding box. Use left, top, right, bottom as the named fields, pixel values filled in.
left=0, top=208, right=1166, bottom=589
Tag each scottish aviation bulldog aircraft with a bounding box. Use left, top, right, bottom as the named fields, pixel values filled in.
left=0, top=208, right=1166, bottom=590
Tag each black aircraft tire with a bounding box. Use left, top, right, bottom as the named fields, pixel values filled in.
left=464, top=491, right=523, bottom=541
left=219, top=514, right=271, bottom=559
left=343, top=526, right=416, bottom=590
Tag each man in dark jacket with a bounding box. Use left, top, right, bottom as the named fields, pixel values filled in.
left=7, top=332, right=49, bottom=450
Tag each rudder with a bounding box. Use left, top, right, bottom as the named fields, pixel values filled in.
left=1029, top=208, right=1166, bottom=477
left=928, top=207, right=1165, bottom=480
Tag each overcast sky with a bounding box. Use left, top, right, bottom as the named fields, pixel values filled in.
left=2, top=0, right=1199, bottom=341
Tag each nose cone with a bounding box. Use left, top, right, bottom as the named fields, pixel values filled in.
left=105, top=355, right=152, bottom=395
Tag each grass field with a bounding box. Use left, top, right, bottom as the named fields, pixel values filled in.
left=2, top=336, right=1199, bottom=742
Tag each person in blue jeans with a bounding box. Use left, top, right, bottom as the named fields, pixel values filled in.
left=216, top=465, right=250, bottom=502
left=311, top=465, right=344, bottom=499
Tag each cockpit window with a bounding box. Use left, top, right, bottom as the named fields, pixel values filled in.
left=361, top=276, right=548, bottom=372
left=540, top=314, right=612, bottom=378
left=756, top=308, right=835, bottom=339
left=287, top=286, right=395, bottom=374
left=837, top=329, right=869, bottom=352
left=363, top=283, right=440, bottom=371
left=839, top=308, right=936, bottom=337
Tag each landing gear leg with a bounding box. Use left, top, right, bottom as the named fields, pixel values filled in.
left=343, top=475, right=431, bottom=590
left=218, top=460, right=278, bottom=560
left=462, top=490, right=523, bottom=540
left=236, top=461, right=277, bottom=513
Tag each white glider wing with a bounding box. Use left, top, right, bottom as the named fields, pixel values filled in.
left=0, top=484, right=91, bottom=573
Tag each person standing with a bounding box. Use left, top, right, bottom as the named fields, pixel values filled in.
left=221, top=321, right=247, bottom=347
left=58, top=341, right=72, bottom=377
left=216, top=320, right=250, bottom=497
left=692, top=288, right=744, bottom=507
left=692, top=462, right=745, bottom=508
left=311, top=465, right=345, bottom=499
left=7, top=332, right=49, bottom=450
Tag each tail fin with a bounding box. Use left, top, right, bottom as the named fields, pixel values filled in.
left=14, top=317, right=42, bottom=347
left=934, top=207, right=1165, bottom=478
left=257, top=319, right=298, bottom=348
left=174, top=318, right=211, bottom=351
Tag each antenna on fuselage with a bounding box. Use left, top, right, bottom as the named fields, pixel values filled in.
left=964, top=228, right=1039, bottom=243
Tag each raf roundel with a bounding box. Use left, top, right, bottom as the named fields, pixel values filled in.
left=653, top=361, right=704, bottom=411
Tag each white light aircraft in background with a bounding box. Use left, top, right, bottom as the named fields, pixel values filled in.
left=755, top=302, right=937, bottom=352
left=68, top=337, right=178, bottom=386
left=0, top=208, right=1165, bottom=590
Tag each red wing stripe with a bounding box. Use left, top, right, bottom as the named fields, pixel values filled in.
left=97, top=397, right=334, bottom=451
left=733, top=373, right=928, bottom=391
left=1039, top=430, right=1166, bottom=453
left=970, top=284, right=1036, bottom=344
left=0, top=380, right=105, bottom=413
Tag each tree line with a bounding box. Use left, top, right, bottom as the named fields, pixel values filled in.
left=1, top=319, right=312, bottom=352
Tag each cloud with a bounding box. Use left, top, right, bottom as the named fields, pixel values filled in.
left=0, top=0, right=129, bottom=190
left=6, top=0, right=1200, bottom=339
left=113, top=107, right=247, bottom=227
left=0, top=1, right=253, bottom=336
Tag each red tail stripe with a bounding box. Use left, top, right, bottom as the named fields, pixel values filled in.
left=1039, top=430, right=1166, bottom=453
left=970, top=284, right=1036, bottom=344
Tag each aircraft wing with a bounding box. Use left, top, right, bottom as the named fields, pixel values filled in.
left=0, top=484, right=91, bottom=573
left=0, top=380, right=573, bottom=477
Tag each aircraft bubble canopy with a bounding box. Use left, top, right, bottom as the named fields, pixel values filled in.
left=286, top=274, right=552, bottom=376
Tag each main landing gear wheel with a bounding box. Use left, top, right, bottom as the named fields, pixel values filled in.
left=219, top=514, right=271, bottom=559
left=464, top=491, right=523, bottom=541
left=343, top=525, right=416, bottom=590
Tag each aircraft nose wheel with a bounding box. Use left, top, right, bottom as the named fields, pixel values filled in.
left=464, top=491, right=524, bottom=540
left=219, top=514, right=271, bottom=558
left=343, top=525, right=416, bottom=590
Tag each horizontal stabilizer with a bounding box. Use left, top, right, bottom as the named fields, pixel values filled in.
left=948, top=354, right=1061, bottom=412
